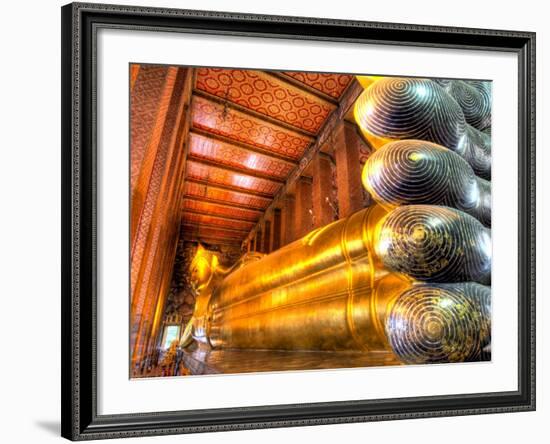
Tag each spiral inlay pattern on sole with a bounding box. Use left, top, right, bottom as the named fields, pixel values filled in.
left=375, top=205, right=491, bottom=284
left=386, top=282, right=491, bottom=364
left=355, top=77, right=492, bottom=180
left=355, top=78, right=466, bottom=152
left=363, top=140, right=491, bottom=226
left=445, top=80, right=492, bottom=131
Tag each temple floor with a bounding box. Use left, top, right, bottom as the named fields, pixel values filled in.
left=136, top=348, right=402, bottom=377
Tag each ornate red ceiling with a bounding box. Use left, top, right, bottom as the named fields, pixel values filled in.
left=196, top=68, right=335, bottom=133
left=191, top=96, right=311, bottom=159
left=182, top=198, right=262, bottom=222
left=188, top=132, right=294, bottom=179
left=282, top=72, right=352, bottom=99
left=186, top=160, right=282, bottom=195
left=182, top=68, right=353, bottom=245
left=183, top=181, right=271, bottom=210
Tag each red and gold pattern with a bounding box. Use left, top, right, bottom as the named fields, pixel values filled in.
left=182, top=212, right=254, bottom=232
left=191, top=96, right=311, bottom=159
left=196, top=68, right=335, bottom=133
left=182, top=199, right=261, bottom=222
left=283, top=71, right=353, bottom=99
left=130, top=66, right=169, bottom=191
left=189, top=132, right=293, bottom=179
left=184, top=181, right=271, bottom=210
left=129, top=66, right=190, bottom=371
left=186, top=160, right=282, bottom=196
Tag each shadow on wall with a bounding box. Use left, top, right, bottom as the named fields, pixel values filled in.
left=34, top=420, right=59, bottom=436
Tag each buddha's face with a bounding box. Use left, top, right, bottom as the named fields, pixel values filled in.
left=190, top=256, right=212, bottom=292
left=190, top=247, right=218, bottom=293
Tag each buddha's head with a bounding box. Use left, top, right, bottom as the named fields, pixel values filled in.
left=189, top=245, right=220, bottom=294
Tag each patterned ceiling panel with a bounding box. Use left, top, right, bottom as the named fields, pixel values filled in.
left=186, top=160, right=282, bottom=195
left=196, top=68, right=335, bottom=133
left=182, top=224, right=245, bottom=241
left=182, top=199, right=261, bottom=222
left=191, top=96, right=311, bottom=160
left=282, top=72, right=353, bottom=99
left=189, top=132, right=294, bottom=179
left=182, top=212, right=254, bottom=232
left=184, top=181, right=271, bottom=210
left=182, top=69, right=353, bottom=248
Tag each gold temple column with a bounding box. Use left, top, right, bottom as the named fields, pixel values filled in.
left=295, top=176, right=313, bottom=239
left=312, top=152, right=334, bottom=228
left=334, top=121, right=365, bottom=218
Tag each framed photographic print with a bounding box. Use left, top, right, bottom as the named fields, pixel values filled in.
left=61, top=2, right=536, bottom=440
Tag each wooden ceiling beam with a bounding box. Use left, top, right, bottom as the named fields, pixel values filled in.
left=184, top=177, right=274, bottom=201
left=182, top=194, right=265, bottom=213
left=181, top=221, right=250, bottom=235
left=181, top=208, right=256, bottom=225
left=187, top=155, right=286, bottom=184
left=184, top=177, right=274, bottom=200
left=182, top=195, right=263, bottom=215
left=190, top=127, right=299, bottom=166
left=193, top=89, right=317, bottom=139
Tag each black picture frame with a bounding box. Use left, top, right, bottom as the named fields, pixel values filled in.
left=61, top=2, right=536, bottom=440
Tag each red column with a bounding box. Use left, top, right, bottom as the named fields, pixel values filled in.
left=312, top=152, right=335, bottom=228
left=282, top=194, right=296, bottom=245
left=263, top=219, right=272, bottom=253
left=295, top=176, right=314, bottom=239
left=255, top=229, right=263, bottom=253
left=271, top=208, right=282, bottom=251
left=334, top=121, right=365, bottom=218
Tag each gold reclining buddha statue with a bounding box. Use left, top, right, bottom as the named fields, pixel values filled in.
left=180, top=77, right=492, bottom=365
